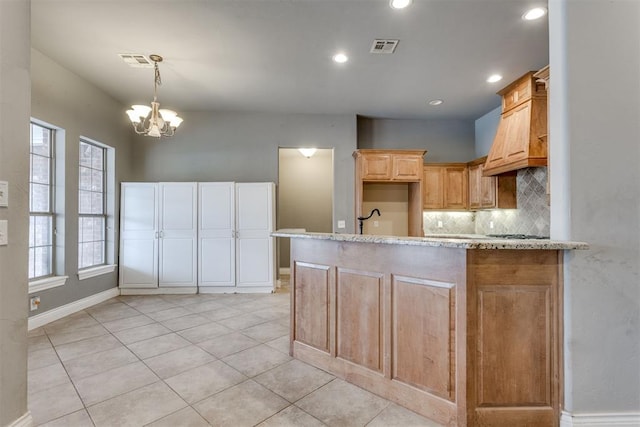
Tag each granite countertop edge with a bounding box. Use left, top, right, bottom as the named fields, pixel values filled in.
left=271, top=231, right=589, bottom=250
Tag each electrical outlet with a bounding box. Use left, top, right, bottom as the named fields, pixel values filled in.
left=0, top=220, right=7, bottom=245
left=437, top=220, right=443, bottom=228
left=489, top=221, right=495, bottom=229
left=373, top=220, right=379, bottom=227
left=0, top=181, right=7, bottom=207
left=337, top=220, right=345, bottom=229
left=30, top=296, right=40, bottom=311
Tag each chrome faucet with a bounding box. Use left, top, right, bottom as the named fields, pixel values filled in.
left=357, top=208, right=381, bottom=235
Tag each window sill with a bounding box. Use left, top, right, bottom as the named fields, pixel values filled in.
left=78, top=264, right=117, bottom=281
left=29, top=276, right=68, bottom=293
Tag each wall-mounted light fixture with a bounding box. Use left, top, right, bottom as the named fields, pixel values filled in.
left=298, top=148, right=317, bottom=158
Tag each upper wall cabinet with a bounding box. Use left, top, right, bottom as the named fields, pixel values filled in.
left=484, top=72, right=548, bottom=176
left=355, top=150, right=425, bottom=182
left=468, top=157, right=517, bottom=210
left=354, top=149, right=426, bottom=237
left=423, top=164, right=468, bottom=210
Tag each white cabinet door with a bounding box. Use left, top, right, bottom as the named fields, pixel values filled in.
left=198, top=182, right=235, bottom=287
left=119, top=183, right=158, bottom=288
left=158, top=182, right=197, bottom=287
left=236, top=183, right=275, bottom=289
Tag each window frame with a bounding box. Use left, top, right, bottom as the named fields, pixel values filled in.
left=78, top=139, right=108, bottom=271
left=28, top=122, right=56, bottom=280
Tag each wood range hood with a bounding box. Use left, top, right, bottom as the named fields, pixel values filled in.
left=483, top=71, right=548, bottom=177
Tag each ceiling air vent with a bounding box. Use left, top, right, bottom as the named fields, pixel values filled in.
left=118, top=53, right=154, bottom=68
left=370, top=39, right=399, bottom=54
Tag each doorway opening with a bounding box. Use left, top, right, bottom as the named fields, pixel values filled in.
left=277, top=148, right=334, bottom=275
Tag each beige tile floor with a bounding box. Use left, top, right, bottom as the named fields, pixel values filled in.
left=28, top=284, right=442, bottom=427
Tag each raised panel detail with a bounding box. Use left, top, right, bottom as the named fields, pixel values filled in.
left=477, top=286, right=551, bottom=406
left=336, top=269, right=383, bottom=372
left=362, top=154, right=393, bottom=180
left=294, top=262, right=330, bottom=353
left=393, top=276, right=455, bottom=400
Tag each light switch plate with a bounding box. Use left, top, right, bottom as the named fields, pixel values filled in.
left=0, top=181, right=7, bottom=207
left=337, top=220, right=346, bottom=229
left=0, top=220, right=7, bottom=245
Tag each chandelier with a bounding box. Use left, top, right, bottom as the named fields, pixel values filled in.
left=126, top=54, right=183, bottom=138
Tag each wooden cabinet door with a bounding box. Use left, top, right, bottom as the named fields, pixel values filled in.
left=468, top=164, right=482, bottom=209
left=236, top=183, right=275, bottom=289
left=198, top=182, right=235, bottom=287
left=158, top=182, right=198, bottom=287
left=361, top=154, right=392, bottom=180
left=443, top=166, right=468, bottom=209
left=423, top=166, right=444, bottom=209
left=119, top=183, right=159, bottom=288
left=392, top=155, right=422, bottom=181
left=480, top=174, right=497, bottom=208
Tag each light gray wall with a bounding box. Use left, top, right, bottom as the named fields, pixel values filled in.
left=0, top=1, right=30, bottom=424
left=131, top=112, right=357, bottom=233
left=278, top=148, right=333, bottom=268
left=30, top=49, right=134, bottom=315
left=550, top=0, right=640, bottom=414
left=474, top=106, right=501, bottom=157
left=357, top=117, right=476, bottom=162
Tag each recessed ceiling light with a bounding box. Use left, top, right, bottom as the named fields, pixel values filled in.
left=428, top=99, right=444, bottom=106
left=390, top=0, right=412, bottom=9
left=332, top=53, right=348, bottom=64
left=522, top=7, right=547, bottom=20
left=487, top=74, right=503, bottom=83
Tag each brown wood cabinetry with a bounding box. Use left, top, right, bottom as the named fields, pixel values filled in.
left=423, top=164, right=468, bottom=210
left=354, top=150, right=426, bottom=237
left=484, top=72, right=548, bottom=176
left=289, top=237, right=563, bottom=427
left=358, top=151, right=423, bottom=181
left=468, top=157, right=517, bottom=210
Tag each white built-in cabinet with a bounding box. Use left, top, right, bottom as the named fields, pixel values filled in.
left=198, top=182, right=275, bottom=293
left=119, top=181, right=275, bottom=293
left=119, top=182, right=197, bottom=290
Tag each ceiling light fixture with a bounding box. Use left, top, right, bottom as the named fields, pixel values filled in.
left=332, top=53, right=349, bottom=63
left=487, top=74, right=503, bottom=83
left=126, top=54, right=183, bottom=138
left=390, top=0, right=412, bottom=9
left=298, top=148, right=317, bottom=158
left=428, top=99, right=444, bottom=106
left=522, top=7, right=547, bottom=20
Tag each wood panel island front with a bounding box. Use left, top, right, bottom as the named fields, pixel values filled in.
left=272, top=232, right=587, bottom=427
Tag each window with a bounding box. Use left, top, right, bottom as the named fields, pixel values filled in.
left=78, top=140, right=107, bottom=270
left=29, top=123, right=55, bottom=279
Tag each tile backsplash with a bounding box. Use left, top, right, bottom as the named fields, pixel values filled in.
left=423, top=211, right=475, bottom=234
left=424, top=167, right=550, bottom=237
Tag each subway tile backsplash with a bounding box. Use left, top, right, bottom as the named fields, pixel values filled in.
left=423, top=167, right=550, bottom=237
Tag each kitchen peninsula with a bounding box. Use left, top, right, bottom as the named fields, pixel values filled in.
left=272, top=231, right=587, bottom=427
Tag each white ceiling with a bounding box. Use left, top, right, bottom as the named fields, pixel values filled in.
left=31, top=0, right=549, bottom=120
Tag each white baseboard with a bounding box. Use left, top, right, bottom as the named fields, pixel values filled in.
left=279, top=267, right=291, bottom=275
left=198, top=286, right=274, bottom=294
left=9, top=411, right=33, bottom=427
left=119, top=287, right=197, bottom=295
left=561, top=411, right=640, bottom=426
left=28, top=287, right=120, bottom=331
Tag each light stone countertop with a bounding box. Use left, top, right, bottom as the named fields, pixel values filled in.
left=272, top=231, right=589, bottom=250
